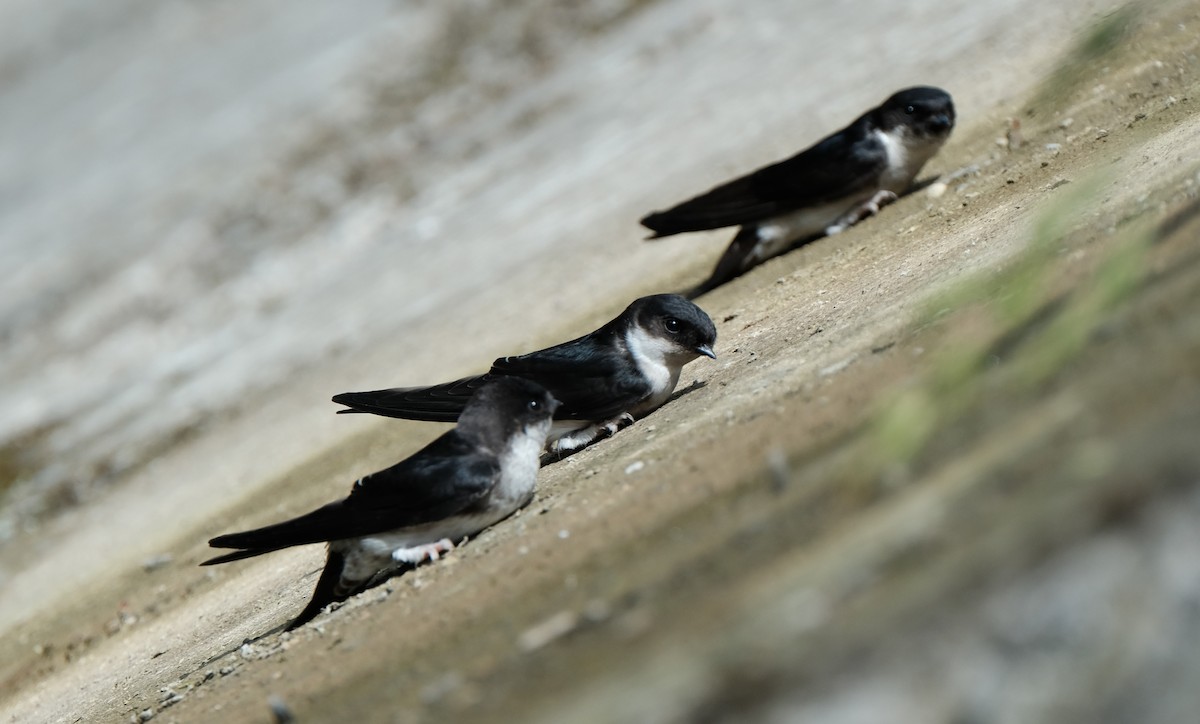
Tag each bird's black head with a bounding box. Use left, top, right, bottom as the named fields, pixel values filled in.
left=624, top=294, right=718, bottom=363
left=877, top=86, right=955, bottom=139
left=459, top=377, right=560, bottom=444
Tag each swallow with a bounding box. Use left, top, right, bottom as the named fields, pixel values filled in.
left=641, top=86, right=955, bottom=296
left=203, top=378, right=559, bottom=630
left=331, top=294, right=717, bottom=456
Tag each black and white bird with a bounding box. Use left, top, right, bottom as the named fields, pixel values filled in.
left=203, top=378, right=559, bottom=630
left=332, top=294, right=717, bottom=456
left=642, top=86, right=955, bottom=296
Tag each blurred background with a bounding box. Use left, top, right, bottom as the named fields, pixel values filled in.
left=6, top=1, right=1200, bottom=722
left=0, top=0, right=1094, bottom=556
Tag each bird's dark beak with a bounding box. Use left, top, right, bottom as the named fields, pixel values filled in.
left=930, top=113, right=953, bottom=132
left=549, top=396, right=563, bottom=414
left=696, top=344, right=717, bottom=360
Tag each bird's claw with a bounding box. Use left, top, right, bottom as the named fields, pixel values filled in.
left=825, top=190, right=899, bottom=235
left=542, top=413, right=637, bottom=463
left=598, top=413, right=636, bottom=439
left=392, top=538, right=456, bottom=564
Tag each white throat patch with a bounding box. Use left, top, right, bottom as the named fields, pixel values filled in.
left=874, top=127, right=910, bottom=191
left=493, top=420, right=549, bottom=505
left=875, top=126, right=944, bottom=192
left=624, top=324, right=684, bottom=413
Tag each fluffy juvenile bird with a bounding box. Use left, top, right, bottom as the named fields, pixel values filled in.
left=332, top=294, right=717, bottom=455
left=642, top=86, right=955, bottom=296
left=203, top=378, right=559, bottom=630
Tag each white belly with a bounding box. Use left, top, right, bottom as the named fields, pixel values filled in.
left=754, top=198, right=867, bottom=258
left=751, top=128, right=943, bottom=260
left=336, top=421, right=548, bottom=583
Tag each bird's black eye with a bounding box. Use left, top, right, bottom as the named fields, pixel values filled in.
left=527, top=399, right=540, bottom=411
left=664, top=318, right=681, bottom=333
left=905, top=105, right=915, bottom=115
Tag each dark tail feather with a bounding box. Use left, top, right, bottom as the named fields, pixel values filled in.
left=202, top=526, right=301, bottom=566
left=331, top=381, right=477, bottom=423
left=203, top=501, right=346, bottom=566
left=641, top=173, right=777, bottom=238
left=285, top=550, right=349, bottom=630
left=201, top=545, right=292, bottom=566
left=641, top=211, right=695, bottom=239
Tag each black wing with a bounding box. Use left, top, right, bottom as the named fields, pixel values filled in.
left=203, top=431, right=498, bottom=564
left=489, top=336, right=649, bottom=421
left=333, top=334, right=649, bottom=423
left=641, top=121, right=887, bottom=237
left=332, top=375, right=488, bottom=423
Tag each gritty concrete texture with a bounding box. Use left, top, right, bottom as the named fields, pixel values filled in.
left=3, top=0, right=1199, bottom=722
